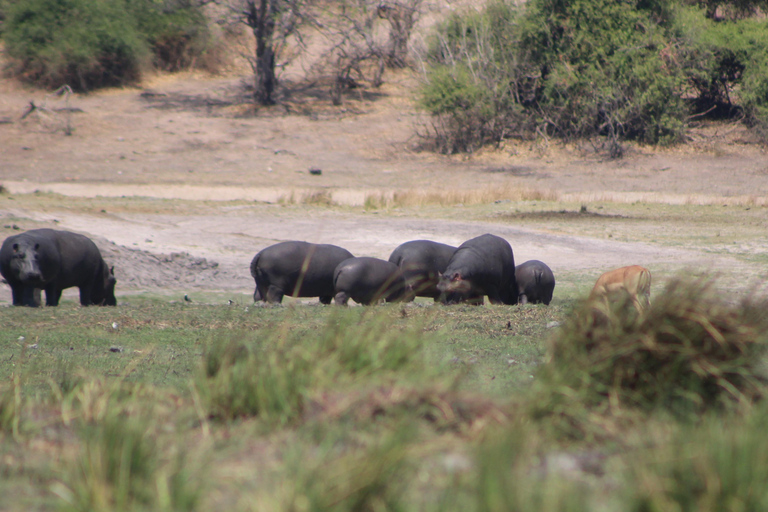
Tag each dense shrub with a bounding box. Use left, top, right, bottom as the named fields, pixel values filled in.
left=2, top=0, right=213, bottom=90
left=530, top=276, right=768, bottom=439
left=419, top=0, right=768, bottom=152
left=3, top=0, right=148, bottom=90
left=127, top=0, right=213, bottom=72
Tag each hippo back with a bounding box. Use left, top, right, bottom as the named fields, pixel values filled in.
left=388, top=240, right=456, bottom=299
left=334, top=257, right=407, bottom=305
left=439, top=234, right=517, bottom=305
left=251, top=241, right=354, bottom=300
left=515, top=260, right=555, bottom=305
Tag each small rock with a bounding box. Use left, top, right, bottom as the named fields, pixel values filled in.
left=109, top=346, right=124, bottom=353
left=546, top=321, right=561, bottom=329
left=309, top=167, right=322, bottom=175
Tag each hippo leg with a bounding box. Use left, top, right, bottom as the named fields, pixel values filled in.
left=78, top=284, right=94, bottom=306
left=334, top=291, right=350, bottom=306
left=265, top=285, right=284, bottom=304
left=519, top=294, right=529, bottom=305
left=10, top=285, right=25, bottom=306
left=45, top=285, right=62, bottom=306
left=319, top=295, right=333, bottom=305
left=253, top=287, right=262, bottom=303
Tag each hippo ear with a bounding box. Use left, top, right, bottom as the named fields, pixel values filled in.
left=110, top=266, right=115, bottom=275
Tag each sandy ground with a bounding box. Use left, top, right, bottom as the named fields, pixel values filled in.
left=1, top=70, right=767, bottom=304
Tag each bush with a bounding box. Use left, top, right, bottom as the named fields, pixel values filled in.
left=419, top=0, right=768, bottom=151
left=127, top=0, right=213, bottom=72
left=3, top=0, right=148, bottom=90
left=2, top=0, right=215, bottom=90
left=530, top=276, right=768, bottom=438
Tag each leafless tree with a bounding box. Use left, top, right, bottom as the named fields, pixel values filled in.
left=377, top=0, right=424, bottom=68
left=222, top=0, right=310, bottom=105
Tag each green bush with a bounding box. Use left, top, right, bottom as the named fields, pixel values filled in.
left=530, top=276, right=768, bottom=439
left=2, top=0, right=214, bottom=90
left=419, top=0, right=768, bottom=151
left=127, top=0, right=213, bottom=72
left=3, top=0, right=148, bottom=90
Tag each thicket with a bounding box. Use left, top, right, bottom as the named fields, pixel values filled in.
left=1, top=0, right=213, bottom=90
left=419, top=0, right=768, bottom=153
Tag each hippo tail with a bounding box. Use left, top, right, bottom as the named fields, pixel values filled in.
left=249, top=252, right=261, bottom=279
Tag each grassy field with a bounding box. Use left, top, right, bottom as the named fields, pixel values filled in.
left=3, top=192, right=768, bottom=510
left=2, top=276, right=768, bottom=511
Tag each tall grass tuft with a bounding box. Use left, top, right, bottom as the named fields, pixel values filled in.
left=198, top=330, right=311, bottom=424
left=531, top=276, right=768, bottom=437
left=284, top=425, right=414, bottom=512
left=0, top=380, right=22, bottom=439
left=625, top=407, right=768, bottom=511
left=53, top=382, right=203, bottom=511
left=317, top=309, right=426, bottom=376
left=437, top=424, right=593, bottom=512
left=197, top=309, right=431, bottom=425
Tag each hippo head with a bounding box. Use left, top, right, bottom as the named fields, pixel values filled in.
left=10, top=241, right=46, bottom=285
left=93, top=266, right=117, bottom=306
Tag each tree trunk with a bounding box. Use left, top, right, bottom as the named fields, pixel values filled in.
left=250, top=0, right=278, bottom=105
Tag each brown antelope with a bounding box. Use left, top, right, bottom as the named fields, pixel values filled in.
left=589, top=265, right=651, bottom=312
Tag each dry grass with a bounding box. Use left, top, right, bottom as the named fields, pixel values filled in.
left=364, top=185, right=560, bottom=209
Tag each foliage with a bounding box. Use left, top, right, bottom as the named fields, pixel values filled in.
left=2, top=0, right=214, bottom=90
left=531, top=276, right=768, bottom=439
left=625, top=407, right=768, bottom=511
left=419, top=0, right=768, bottom=152
left=3, top=0, right=148, bottom=90
left=52, top=380, right=203, bottom=512
left=127, top=0, right=214, bottom=72
left=197, top=308, right=430, bottom=424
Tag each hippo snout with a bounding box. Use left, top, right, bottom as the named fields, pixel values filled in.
left=22, top=271, right=43, bottom=283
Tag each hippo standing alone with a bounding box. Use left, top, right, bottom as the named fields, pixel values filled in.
left=333, top=257, right=408, bottom=305
left=388, top=240, right=456, bottom=301
left=515, top=260, right=555, bottom=305
left=250, top=241, right=354, bottom=304
left=437, top=234, right=517, bottom=305
left=0, top=228, right=116, bottom=307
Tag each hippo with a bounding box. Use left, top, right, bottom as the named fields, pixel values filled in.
left=515, top=260, right=555, bottom=305
left=388, top=240, right=457, bottom=301
left=0, top=228, right=117, bottom=307
left=437, top=234, right=517, bottom=305
left=333, top=257, right=408, bottom=306
left=250, top=241, right=354, bottom=304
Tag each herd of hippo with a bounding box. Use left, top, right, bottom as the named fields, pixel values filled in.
left=1, top=228, right=649, bottom=310
left=250, top=234, right=554, bottom=307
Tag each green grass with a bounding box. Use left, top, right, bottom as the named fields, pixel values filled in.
left=1, top=277, right=768, bottom=510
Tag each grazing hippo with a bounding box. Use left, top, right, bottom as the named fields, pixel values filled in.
left=515, top=260, right=555, bottom=305
left=589, top=265, right=651, bottom=312
left=333, top=257, right=408, bottom=305
left=0, top=229, right=117, bottom=307
left=388, top=240, right=457, bottom=301
left=437, top=234, right=517, bottom=305
left=250, top=241, right=354, bottom=304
